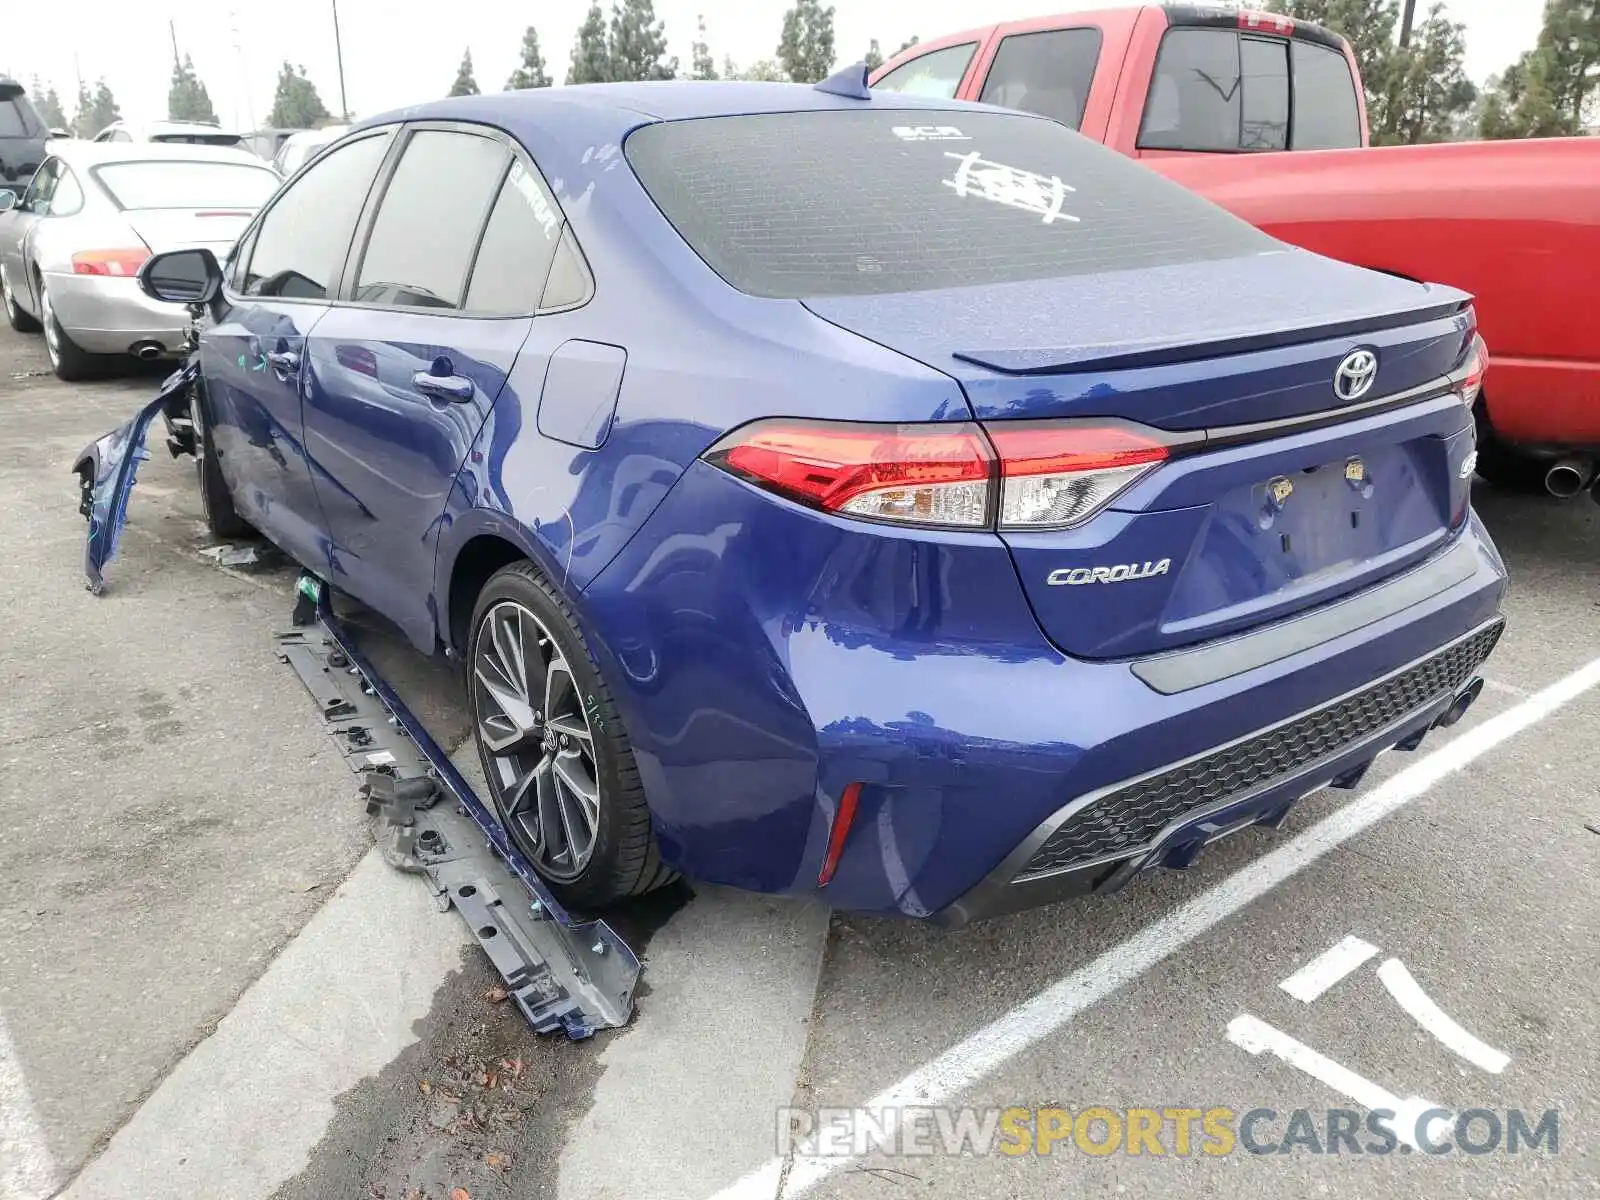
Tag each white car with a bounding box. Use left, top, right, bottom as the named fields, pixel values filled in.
left=271, top=125, right=350, bottom=178
left=91, top=120, right=245, bottom=150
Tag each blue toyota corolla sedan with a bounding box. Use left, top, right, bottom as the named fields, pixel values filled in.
left=100, top=77, right=1505, bottom=923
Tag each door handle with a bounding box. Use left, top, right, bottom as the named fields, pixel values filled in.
left=266, top=350, right=300, bottom=373
left=412, top=370, right=475, bottom=402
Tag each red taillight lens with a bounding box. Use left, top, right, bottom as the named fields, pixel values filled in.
left=1460, top=333, right=1488, bottom=408
left=705, top=419, right=994, bottom=528
left=986, top=421, right=1173, bottom=530
left=71, top=249, right=151, bottom=277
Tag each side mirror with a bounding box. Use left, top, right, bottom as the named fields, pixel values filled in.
left=138, top=247, right=223, bottom=305
left=0, top=190, right=16, bottom=214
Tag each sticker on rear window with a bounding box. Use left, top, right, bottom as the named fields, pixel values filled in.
left=943, top=151, right=1079, bottom=225
left=891, top=125, right=971, bottom=142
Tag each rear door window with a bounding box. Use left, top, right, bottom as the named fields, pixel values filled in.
left=353, top=128, right=508, bottom=311
left=872, top=43, right=978, bottom=99
left=978, top=28, right=1103, bottom=130
left=1292, top=39, right=1362, bottom=149
left=626, top=108, right=1272, bottom=299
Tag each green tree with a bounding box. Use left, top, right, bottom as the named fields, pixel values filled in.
left=610, top=0, right=677, bottom=81
left=569, top=2, right=613, bottom=83
left=267, top=62, right=331, bottom=128
left=506, top=27, right=552, bottom=89
left=167, top=53, right=219, bottom=123
left=864, top=39, right=884, bottom=73
left=778, top=0, right=836, bottom=83
left=83, top=79, right=120, bottom=135
left=1376, top=2, right=1476, bottom=143
left=725, top=57, right=787, bottom=82
left=1482, top=0, right=1598, bottom=137
left=691, top=15, right=717, bottom=80
left=30, top=79, right=67, bottom=129
left=449, top=48, right=480, bottom=96
left=895, top=35, right=919, bottom=55
left=69, top=81, right=95, bottom=137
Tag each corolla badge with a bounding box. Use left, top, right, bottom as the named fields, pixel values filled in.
left=1047, top=559, right=1172, bottom=586
left=1334, top=349, right=1379, bottom=401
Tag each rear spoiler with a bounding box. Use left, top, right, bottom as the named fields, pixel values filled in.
left=1160, top=4, right=1349, bottom=53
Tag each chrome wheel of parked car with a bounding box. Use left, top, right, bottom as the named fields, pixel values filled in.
left=38, top=282, right=99, bottom=381
left=473, top=598, right=602, bottom=880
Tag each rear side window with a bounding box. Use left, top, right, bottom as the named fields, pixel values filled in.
left=978, top=28, right=1103, bottom=131
left=1292, top=40, right=1361, bottom=149
left=872, top=43, right=978, bottom=99
left=355, top=129, right=508, bottom=311
left=463, top=159, right=566, bottom=316
left=243, top=132, right=391, bottom=299
left=626, top=109, right=1272, bottom=299
left=0, top=100, right=27, bottom=138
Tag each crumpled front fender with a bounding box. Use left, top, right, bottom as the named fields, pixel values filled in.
left=73, top=359, right=198, bottom=595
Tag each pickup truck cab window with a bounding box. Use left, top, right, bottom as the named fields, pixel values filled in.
left=240, top=131, right=390, bottom=299
left=978, top=28, right=1102, bottom=131
left=352, top=128, right=508, bottom=311
left=872, top=42, right=978, bottom=99
left=1292, top=38, right=1362, bottom=149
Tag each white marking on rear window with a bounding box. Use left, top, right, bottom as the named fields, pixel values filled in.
left=892, top=125, right=971, bottom=141
left=942, top=151, right=1079, bottom=224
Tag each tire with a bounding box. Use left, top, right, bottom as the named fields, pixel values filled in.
left=467, top=560, right=674, bottom=910
left=2, top=266, right=39, bottom=333
left=39, top=278, right=104, bottom=382
left=1473, top=399, right=1548, bottom=494
left=191, top=379, right=254, bottom=539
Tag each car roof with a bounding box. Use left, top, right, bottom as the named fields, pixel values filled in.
left=45, top=140, right=278, bottom=169
left=353, top=78, right=1030, bottom=144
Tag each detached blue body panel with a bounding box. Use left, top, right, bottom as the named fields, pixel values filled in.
left=77, top=81, right=1507, bottom=922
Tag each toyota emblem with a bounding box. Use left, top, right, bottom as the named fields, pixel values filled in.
left=1334, top=349, right=1379, bottom=401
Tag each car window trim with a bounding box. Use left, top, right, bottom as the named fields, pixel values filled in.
left=223, top=126, right=396, bottom=308
left=336, top=118, right=594, bottom=321
left=978, top=26, right=1105, bottom=131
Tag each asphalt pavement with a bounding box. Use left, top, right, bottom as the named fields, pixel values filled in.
left=0, top=320, right=1595, bottom=1200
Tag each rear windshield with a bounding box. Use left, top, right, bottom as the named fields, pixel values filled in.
left=625, top=109, right=1273, bottom=299
left=92, top=160, right=280, bottom=210
left=151, top=132, right=244, bottom=147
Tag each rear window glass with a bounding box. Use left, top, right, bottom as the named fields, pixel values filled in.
left=1292, top=40, right=1362, bottom=149
left=93, top=161, right=280, bottom=210
left=979, top=28, right=1103, bottom=131
left=1239, top=36, right=1289, bottom=151
left=872, top=43, right=978, bottom=99
left=1139, top=28, right=1242, bottom=151
left=625, top=109, right=1272, bottom=299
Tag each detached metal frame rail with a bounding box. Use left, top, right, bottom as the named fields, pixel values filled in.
left=276, top=573, right=639, bottom=1039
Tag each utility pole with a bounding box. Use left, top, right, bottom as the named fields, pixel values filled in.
left=1397, top=0, right=1418, bottom=48
left=169, top=19, right=181, bottom=70
left=331, top=0, right=350, bottom=120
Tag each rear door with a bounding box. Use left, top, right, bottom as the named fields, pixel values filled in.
left=204, top=128, right=393, bottom=569
left=302, top=124, right=553, bottom=647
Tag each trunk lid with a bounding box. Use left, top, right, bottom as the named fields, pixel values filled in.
left=804, top=252, right=1478, bottom=659
left=124, top=209, right=254, bottom=258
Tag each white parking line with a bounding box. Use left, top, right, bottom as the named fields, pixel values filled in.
left=710, top=653, right=1600, bottom=1200
left=1279, top=935, right=1380, bottom=1002
left=1377, top=958, right=1511, bottom=1074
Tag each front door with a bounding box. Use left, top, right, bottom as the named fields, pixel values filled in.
left=201, top=128, right=395, bottom=570
left=302, top=126, right=553, bottom=649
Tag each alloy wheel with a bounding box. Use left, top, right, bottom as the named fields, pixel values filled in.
left=472, top=600, right=601, bottom=880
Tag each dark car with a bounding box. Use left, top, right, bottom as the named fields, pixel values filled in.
left=0, top=79, right=47, bottom=193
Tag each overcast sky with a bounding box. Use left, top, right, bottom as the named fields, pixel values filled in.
left=9, top=0, right=1547, bottom=131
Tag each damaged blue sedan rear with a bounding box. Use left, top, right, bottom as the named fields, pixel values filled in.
left=75, top=76, right=1506, bottom=923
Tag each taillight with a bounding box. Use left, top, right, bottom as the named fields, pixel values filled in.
left=704, top=419, right=994, bottom=528
left=704, top=418, right=1181, bottom=531
left=71, top=249, right=151, bottom=277
left=986, top=422, right=1171, bottom=530
left=1460, top=333, right=1488, bottom=408
left=1238, top=10, right=1294, bottom=34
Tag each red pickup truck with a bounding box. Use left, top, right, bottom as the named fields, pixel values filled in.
left=871, top=4, right=1600, bottom=500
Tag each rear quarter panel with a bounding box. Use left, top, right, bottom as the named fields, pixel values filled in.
left=1151, top=138, right=1600, bottom=446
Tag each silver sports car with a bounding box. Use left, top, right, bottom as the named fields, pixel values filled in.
left=0, top=141, right=281, bottom=379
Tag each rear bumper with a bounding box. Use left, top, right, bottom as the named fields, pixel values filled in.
left=933, top=617, right=1502, bottom=927
left=41, top=271, right=189, bottom=355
